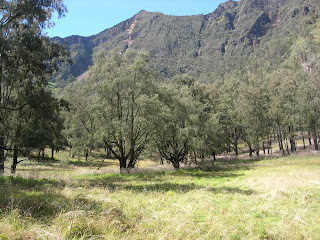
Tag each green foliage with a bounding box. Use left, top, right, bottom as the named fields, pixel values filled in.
left=56, top=0, right=320, bottom=168
left=0, top=0, right=69, bottom=173
left=85, top=50, right=160, bottom=169
left=154, top=77, right=199, bottom=168
left=61, top=80, right=96, bottom=159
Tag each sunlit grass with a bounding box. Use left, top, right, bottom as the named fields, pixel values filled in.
left=1, top=151, right=320, bottom=239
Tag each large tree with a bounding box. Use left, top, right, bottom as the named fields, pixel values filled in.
left=236, top=79, right=271, bottom=156
left=88, top=50, right=159, bottom=171
left=154, top=77, right=201, bottom=169
left=0, top=0, right=68, bottom=173
left=8, top=86, right=64, bottom=173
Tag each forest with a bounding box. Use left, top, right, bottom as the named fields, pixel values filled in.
left=0, top=0, right=320, bottom=239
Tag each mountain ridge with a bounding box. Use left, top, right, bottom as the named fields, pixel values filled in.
left=50, top=0, right=320, bottom=92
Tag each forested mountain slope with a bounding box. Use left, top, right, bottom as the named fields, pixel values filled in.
left=51, top=0, right=320, bottom=90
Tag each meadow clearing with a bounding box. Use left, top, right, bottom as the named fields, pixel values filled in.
left=0, top=150, right=320, bottom=240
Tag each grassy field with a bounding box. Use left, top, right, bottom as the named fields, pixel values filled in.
left=0, top=151, right=320, bottom=239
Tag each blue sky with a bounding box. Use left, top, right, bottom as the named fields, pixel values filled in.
left=46, top=0, right=231, bottom=38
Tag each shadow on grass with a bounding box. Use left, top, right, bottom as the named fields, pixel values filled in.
left=77, top=169, right=252, bottom=194
left=79, top=171, right=241, bottom=187
left=193, top=155, right=283, bottom=173
left=26, top=155, right=118, bottom=169
left=120, top=183, right=256, bottom=195
left=0, top=175, right=65, bottom=189
left=68, top=159, right=117, bottom=168
left=212, top=187, right=256, bottom=195
left=29, top=157, right=61, bottom=165
left=0, top=176, right=104, bottom=221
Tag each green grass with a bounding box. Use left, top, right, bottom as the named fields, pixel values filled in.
left=1, top=152, right=320, bottom=239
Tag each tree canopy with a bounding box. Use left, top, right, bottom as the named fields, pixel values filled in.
left=0, top=0, right=68, bottom=173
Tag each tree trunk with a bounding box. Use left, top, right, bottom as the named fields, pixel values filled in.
left=85, top=149, right=89, bottom=162
left=255, top=137, right=260, bottom=156
left=128, top=78, right=136, bottom=170
left=128, top=149, right=136, bottom=169
left=234, top=128, right=238, bottom=156
left=172, top=151, right=180, bottom=169
left=280, top=135, right=285, bottom=155
left=128, top=160, right=135, bottom=169
left=289, top=126, right=296, bottom=153
left=51, top=148, right=54, bottom=160
left=276, top=119, right=285, bottom=155
left=308, top=131, right=312, bottom=148
left=314, top=137, right=319, bottom=150
left=106, top=148, right=111, bottom=158
left=120, top=157, right=129, bottom=173
left=300, top=123, right=306, bottom=150
left=212, top=152, right=216, bottom=163
left=11, top=146, right=18, bottom=174
left=0, top=70, right=4, bottom=174
left=277, top=130, right=281, bottom=151
left=269, top=136, right=272, bottom=154
left=0, top=134, right=5, bottom=174
left=172, top=159, right=180, bottom=169
left=249, top=144, right=253, bottom=157
left=284, top=135, right=290, bottom=155
left=0, top=150, right=4, bottom=174
left=119, top=158, right=127, bottom=170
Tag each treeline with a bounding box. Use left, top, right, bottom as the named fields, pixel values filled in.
left=61, top=46, right=320, bottom=170
left=58, top=0, right=320, bottom=171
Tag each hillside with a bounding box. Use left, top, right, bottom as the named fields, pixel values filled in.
left=51, top=0, right=320, bottom=91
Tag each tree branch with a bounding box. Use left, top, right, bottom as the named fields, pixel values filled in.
left=0, top=103, right=28, bottom=111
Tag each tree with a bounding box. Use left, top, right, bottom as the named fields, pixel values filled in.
left=61, top=81, right=97, bottom=161
left=0, top=0, right=68, bottom=173
left=235, top=79, right=271, bottom=156
left=201, top=83, right=228, bottom=161
left=153, top=77, right=201, bottom=169
left=88, top=50, right=159, bottom=171
left=215, top=77, right=242, bottom=155
left=268, top=68, right=299, bottom=154
left=8, top=87, right=64, bottom=173
left=203, top=113, right=227, bottom=162
left=297, top=72, right=320, bottom=150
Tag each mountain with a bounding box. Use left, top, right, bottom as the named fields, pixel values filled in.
left=51, top=0, right=320, bottom=92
